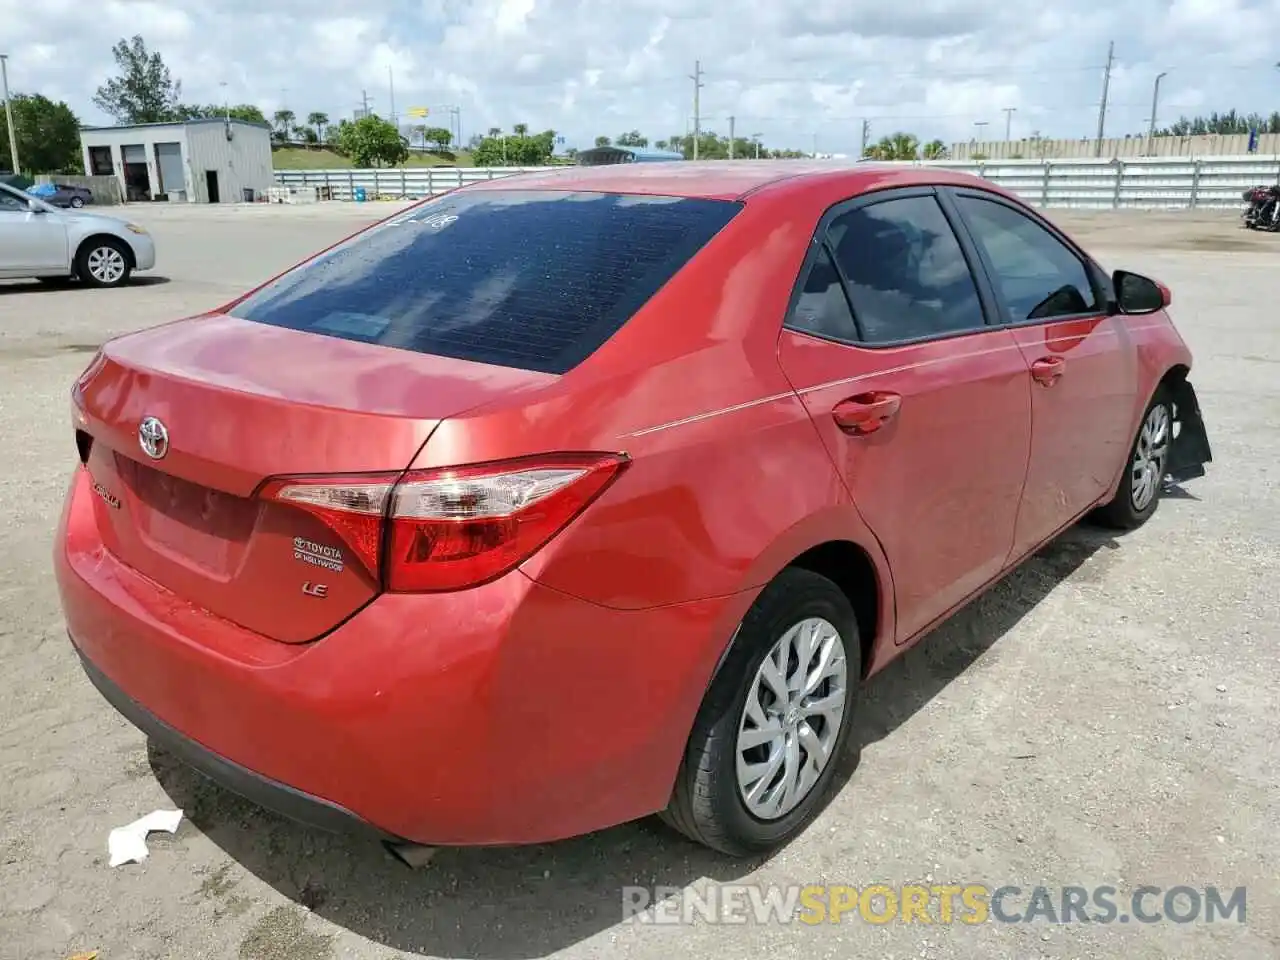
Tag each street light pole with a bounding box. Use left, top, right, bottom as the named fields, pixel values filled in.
left=0, top=54, right=19, bottom=176
left=1146, top=71, right=1167, bottom=151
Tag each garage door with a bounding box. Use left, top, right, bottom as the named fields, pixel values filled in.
left=155, top=142, right=184, bottom=196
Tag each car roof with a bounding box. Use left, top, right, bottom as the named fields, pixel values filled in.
left=461, top=160, right=996, bottom=202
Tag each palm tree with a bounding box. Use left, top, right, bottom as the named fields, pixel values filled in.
left=272, top=109, right=296, bottom=142
left=307, top=111, right=329, bottom=143
left=888, top=132, right=920, bottom=160
left=513, top=123, right=529, bottom=136
left=922, top=139, right=948, bottom=160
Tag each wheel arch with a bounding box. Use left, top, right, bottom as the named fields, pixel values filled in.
left=706, top=508, right=895, bottom=690
left=75, top=233, right=136, bottom=270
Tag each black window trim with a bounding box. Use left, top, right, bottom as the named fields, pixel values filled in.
left=938, top=186, right=1113, bottom=330
left=781, top=184, right=1004, bottom=351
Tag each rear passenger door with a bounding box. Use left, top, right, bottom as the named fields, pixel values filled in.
left=778, top=187, right=1034, bottom=645
left=942, top=188, right=1138, bottom=559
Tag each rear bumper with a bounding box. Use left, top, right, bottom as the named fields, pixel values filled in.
left=55, top=466, right=747, bottom=845
left=75, top=647, right=401, bottom=842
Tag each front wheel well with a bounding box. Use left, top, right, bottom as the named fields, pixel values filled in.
left=75, top=234, right=135, bottom=270
left=1159, top=363, right=1190, bottom=393
left=788, top=541, right=880, bottom=679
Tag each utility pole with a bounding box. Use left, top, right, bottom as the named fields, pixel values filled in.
left=689, top=60, right=704, bottom=160
left=0, top=54, right=16, bottom=175
left=860, top=119, right=870, bottom=157
left=388, top=67, right=396, bottom=127
left=1095, top=40, right=1115, bottom=158
left=728, top=115, right=735, bottom=158
left=360, top=89, right=371, bottom=118
left=1003, top=107, right=1016, bottom=142
left=1146, top=71, right=1167, bottom=150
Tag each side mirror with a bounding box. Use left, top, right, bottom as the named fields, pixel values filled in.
left=1113, top=269, right=1169, bottom=314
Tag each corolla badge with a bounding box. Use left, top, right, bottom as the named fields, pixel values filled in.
left=138, top=416, right=169, bottom=460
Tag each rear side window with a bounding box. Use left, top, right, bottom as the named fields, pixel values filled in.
left=788, top=245, right=860, bottom=341
left=826, top=195, right=986, bottom=344
left=229, top=190, right=742, bottom=374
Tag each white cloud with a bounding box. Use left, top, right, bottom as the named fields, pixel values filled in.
left=1, top=0, right=1278, bottom=154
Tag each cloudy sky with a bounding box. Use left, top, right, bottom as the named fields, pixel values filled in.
left=2, top=0, right=1278, bottom=155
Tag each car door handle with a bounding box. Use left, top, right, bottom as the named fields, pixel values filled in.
left=832, top=391, right=902, bottom=435
left=1030, top=356, right=1066, bottom=385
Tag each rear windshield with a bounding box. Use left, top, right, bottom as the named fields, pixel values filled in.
left=229, top=189, right=742, bottom=374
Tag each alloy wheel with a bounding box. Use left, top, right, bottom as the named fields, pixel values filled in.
left=1130, top=403, right=1170, bottom=512
left=736, top=617, right=848, bottom=821
left=86, top=246, right=126, bottom=285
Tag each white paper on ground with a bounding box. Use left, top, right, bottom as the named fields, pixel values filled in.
left=107, top=808, right=184, bottom=867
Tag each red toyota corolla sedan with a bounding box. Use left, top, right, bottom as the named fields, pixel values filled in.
left=55, top=162, right=1212, bottom=858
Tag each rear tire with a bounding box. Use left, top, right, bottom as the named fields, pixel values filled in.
left=660, top=567, right=860, bottom=857
left=1093, top=386, right=1173, bottom=530
left=76, top=238, right=132, bottom=288
left=70, top=196, right=85, bottom=208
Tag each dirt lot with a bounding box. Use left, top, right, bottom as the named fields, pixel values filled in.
left=0, top=203, right=1276, bottom=960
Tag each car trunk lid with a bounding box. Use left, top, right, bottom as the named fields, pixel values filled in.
left=74, top=313, right=556, bottom=642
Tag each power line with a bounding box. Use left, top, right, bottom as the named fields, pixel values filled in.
left=596, top=56, right=1280, bottom=93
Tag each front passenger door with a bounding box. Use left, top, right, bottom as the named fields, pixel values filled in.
left=778, top=188, right=1033, bottom=645
left=0, top=188, right=67, bottom=273
left=945, top=189, right=1139, bottom=560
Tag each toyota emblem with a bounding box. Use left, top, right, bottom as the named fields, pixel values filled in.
left=138, top=416, right=169, bottom=460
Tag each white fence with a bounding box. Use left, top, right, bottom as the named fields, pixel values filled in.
left=273, top=155, right=1280, bottom=211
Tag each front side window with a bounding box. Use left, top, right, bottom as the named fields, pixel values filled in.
left=0, top=185, right=28, bottom=212
left=954, top=195, right=1099, bottom=322
left=825, top=195, right=986, bottom=344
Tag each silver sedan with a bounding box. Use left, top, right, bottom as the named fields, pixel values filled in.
left=0, top=182, right=156, bottom=288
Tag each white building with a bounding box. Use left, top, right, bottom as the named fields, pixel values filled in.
left=79, top=119, right=274, bottom=204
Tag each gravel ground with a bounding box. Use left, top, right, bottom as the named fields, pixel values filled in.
left=0, top=202, right=1276, bottom=960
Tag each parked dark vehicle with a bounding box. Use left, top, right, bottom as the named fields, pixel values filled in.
left=1242, top=185, right=1280, bottom=232
left=31, top=183, right=95, bottom=209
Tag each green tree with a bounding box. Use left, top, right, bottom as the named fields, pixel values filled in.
left=594, top=135, right=611, bottom=147
left=272, top=109, right=296, bottom=143
left=422, top=126, right=453, bottom=150
left=472, top=126, right=558, bottom=166
left=1157, top=110, right=1280, bottom=136
left=0, top=94, right=82, bottom=174
left=307, top=111, right=329, bottom=141
left=92, top=35, right=182, bottom=124
left=333, top=115, right=409, bottom=167
left=864, top=132, right=919, bottom=160
left=616, top=130, right=648, bottom=147
left=176, top=103, right=267, bottom=124
left=922, top=139, right=948, bottom=160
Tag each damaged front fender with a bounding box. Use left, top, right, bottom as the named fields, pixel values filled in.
left=1166, top=378, right=1213, bottom=483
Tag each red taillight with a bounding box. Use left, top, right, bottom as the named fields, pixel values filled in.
left=258, top=472, right=400, bottom=580
left=258, top=453, right=627, bottom=592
